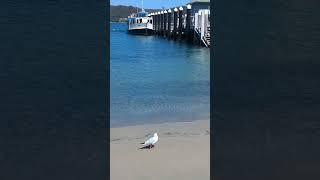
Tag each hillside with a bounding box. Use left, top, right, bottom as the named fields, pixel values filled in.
left=110, top=5, right=159, bottom=22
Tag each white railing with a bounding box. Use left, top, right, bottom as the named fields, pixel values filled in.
left=194, top=9, right=210, bottom=46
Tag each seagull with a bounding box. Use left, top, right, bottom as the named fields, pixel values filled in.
left=141, top=133, right=158, bottom=149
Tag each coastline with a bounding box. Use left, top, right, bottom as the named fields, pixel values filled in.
left=111, top=119, right=210, bottom=180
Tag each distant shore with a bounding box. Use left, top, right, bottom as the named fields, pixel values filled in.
left=111, top=119, right=210, bottom=180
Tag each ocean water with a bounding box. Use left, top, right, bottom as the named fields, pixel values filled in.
left=110, top=23, right=210, bottom=127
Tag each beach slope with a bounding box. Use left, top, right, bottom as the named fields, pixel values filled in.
left=111, top=120, right=210, bottom=180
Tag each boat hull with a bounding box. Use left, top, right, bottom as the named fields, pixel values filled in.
left=128, top=28, right=154, bottom=35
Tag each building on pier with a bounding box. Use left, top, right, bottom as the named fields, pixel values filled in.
left=189, top=0, right=210, bottom=16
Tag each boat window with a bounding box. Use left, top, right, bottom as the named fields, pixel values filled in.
left=140, top=19, right=142, bottom=23
left=137, top=19, right=139, bottom=23
left=150, top=20, right=152, bottom=24
left=137, top=12, right=148, bottom=17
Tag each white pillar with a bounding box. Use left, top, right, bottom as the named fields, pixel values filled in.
left=201, top=10, right=205, bottom=38
left=194, top=13, right=198, bottom=29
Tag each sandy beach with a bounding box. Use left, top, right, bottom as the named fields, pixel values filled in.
left=111, top=120, right=210, bottom=180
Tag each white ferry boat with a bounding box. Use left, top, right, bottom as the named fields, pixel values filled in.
left=127, top=6, right=154, bottom=35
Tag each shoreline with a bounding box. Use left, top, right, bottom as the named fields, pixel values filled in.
left=110, top=115, right=210, bottom=128
left=111, top=119, right=210, bottom=180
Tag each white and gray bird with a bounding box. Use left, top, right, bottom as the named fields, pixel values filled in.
left=141, top=133, right=158, bottom=148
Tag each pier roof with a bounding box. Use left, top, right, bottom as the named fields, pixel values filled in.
left=189, top=0, right=210, bottom=4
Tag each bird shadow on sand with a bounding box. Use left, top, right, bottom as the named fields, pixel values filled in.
left=138, top=145, right=155, bottom=150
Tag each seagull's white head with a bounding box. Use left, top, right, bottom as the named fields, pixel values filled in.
left=154, top=133, right=158, bottom=137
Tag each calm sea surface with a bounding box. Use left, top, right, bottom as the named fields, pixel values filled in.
left=110, top=23, right=210, bottom=127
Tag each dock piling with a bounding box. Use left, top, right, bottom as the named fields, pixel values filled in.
left=173, top=8, right=178, bottom=40
left=178, top=6, right=183, bottom=40
left=152, top=13, right=156, bottom=33
left=167, top=9, right=172, bottom=38
left=157, top=12, right=160, bottom=34
left=186, top=4, right=192, bottom=41
left=154, top=12, right=157, bottom=33
left=164, top=10, right=167, bottom=37
left=160, top=11, right=164, bottom=35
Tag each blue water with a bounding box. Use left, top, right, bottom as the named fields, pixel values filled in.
left=111, top=23, right=210, bottom=127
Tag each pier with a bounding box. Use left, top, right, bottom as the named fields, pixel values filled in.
left=149, top=0, right=210, bottom=47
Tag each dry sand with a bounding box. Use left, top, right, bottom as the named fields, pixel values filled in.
left=111, top=120, right=210, bottom=180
